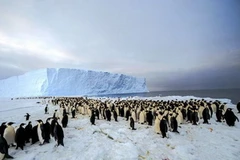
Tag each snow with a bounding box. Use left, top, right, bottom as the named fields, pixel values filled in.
left=0, top=96, right=239, bottom=160
left=0, top=68, right=148, bottom=97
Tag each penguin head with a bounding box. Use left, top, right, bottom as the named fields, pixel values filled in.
left=8, top=122, right=14, bottom=125
left=36, top=120, right=43, bottom=124
left=1, top=122, right=6, bottom=126
left=20, top=123, right=25, bottom=127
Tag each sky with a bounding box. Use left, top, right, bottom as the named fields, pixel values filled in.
left=0, top=0, right=240, bottom=91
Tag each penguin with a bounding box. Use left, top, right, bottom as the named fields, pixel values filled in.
left=146, top=110, right=153, bottom=126
left=216, top=107, right=224, bottom=122
left=36, top=120, right=45, bottom=145
left=54, top=121, right=64, bottom=146
left=90, top=110, right=95, bottom=125
left=191, top=108, right=199, bottom=125
left=202, top=106, right=210, bottom=124
left=71, top=107, right=76, bottom=118
left=50, top=118, right=58, bottom=138
left=0, top=122, right=6, bottom=137
left=25, top=121, right=32, bottom=143
left=224, top=108, right=239, bottom=126
left=31, top=123, right=39, bottom=144
left=170, top=113, right=179, bottom=133
left=113, top=110, right=118, bottom=122
left=237, top=102, right=240, bottom=113
left=3, top=122, right=16, bottom=147
left=130, top=117, right=136, bottom=130
left=139, top=109, right=145, bottom=124
left=45, top=104, right=49, bottom=114
left=15, top=123, right=25, bottom=150
left=43, top=118, right=51, bottom=143
left=24, top=113, right=30, bottom=121
left=125, top=108, right=131, bottom=121
left=95, top=109, right=100, bottom=120
left=0, top=136, right=13, bottom=159
left=106, top=109, right=111, bottom=121
left=62, top=113, right=68, bottom=128
left=160, top=116, right=168, bottom=138
left=154, top=114, right=161, bottom=134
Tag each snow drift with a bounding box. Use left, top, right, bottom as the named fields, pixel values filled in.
left=0, top=68, right=148, bottom=97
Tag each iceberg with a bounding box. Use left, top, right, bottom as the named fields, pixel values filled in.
left=0, top=68, right=148, bottom=97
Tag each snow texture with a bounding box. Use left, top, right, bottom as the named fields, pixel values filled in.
left=0, top=68, right=148, bottom=97
left=0, top=96, right=239, bottom=160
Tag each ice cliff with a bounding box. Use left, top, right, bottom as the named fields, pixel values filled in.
left=0, top=68, right=148, bottom=97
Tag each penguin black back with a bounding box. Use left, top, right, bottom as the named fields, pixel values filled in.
left=15, top=123, right=25, bottom=150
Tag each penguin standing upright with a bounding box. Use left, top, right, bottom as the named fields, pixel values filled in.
left=44, top=118, right=51, bottom=143
left=15, top=123, right=25, bottom=150
left=50, top=118, right=58, bottom=138
left=3, top=122, right=16, bottom=146
left=125, top=108, right=131, bottom=121
left=95, top=109, right=100, bottom=120
left=31, top=123, right=39, bottom=144
left=45, top=104, right=49, bottom=114
left=130, top=117, right=136, bottom=130
left=25, top=121, right=32, bottom=143
left=54, top=122, right=64, bottom=146
left=113, top=110, right=118, bottom=122
left=146, top=110, right=153, bottom=126
left=36, top=120, right=45, bottom=145
left=170, top=113, right=179, bottom=133
left=160, top=117, right=168, bottom=138
left=24, top=113, right=30, bottom=121
left=106, top=109, right=111, bottom=121
left=191, top=107, right=199, bottom=125
left=237, top=102, right=240, bottom=113
left=0, top=136, right=13, bottom=159
left=71, top=107, right=76, bottom=118
left=90, top=110, right=95, bottom=125
left=62, top=112, right=68, bottom=128
left=202, top=106, right=210, bottom=124
left=224, top=108, right=239, bottom=126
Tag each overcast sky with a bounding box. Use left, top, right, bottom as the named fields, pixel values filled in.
left=0, top=0, right=239, bottom=91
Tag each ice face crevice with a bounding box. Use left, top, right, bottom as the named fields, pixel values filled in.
left=0, top=68, right=148, bottom=97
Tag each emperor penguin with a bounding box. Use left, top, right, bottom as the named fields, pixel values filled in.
left=71, top=107, right=76, bottom=118
left=224, top=108, right=239, bottom=126
left=44, top=118, right=51, bottom=143
left=130, top=117, right=136, bottom=130
left=146, top=110, right=153, bottom=126
left=0, top=136, right=13, bottom=159
left=15, top=123, right=25, bottom=150
left=90, top=110, right=95, bottom=125
left=45, top=104, right=49, bottom=114
left=154, top=114, right=161, bottom=134
left=24, top=113, right=30, bottom=121
left=3, top=122, right=16, bottom=146
left=139, top=109, right=145, bottom=124
left=202, top=106, right=210, bottom=124
left=237, top=102, right=240, bottom=113
left=54, top=121, right=64, bottom=146
left=170, top=113, right=179, bottom=133
left=36, top=120, right=45, bottom=145
left=25, top=121, right=32, bottom=143
left=113, top=110, right=118, bottom=122
left=160, top=116, right=168, bottom=138
left=62, top=112, right=69, bottom=128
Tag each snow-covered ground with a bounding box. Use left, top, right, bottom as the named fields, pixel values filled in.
left=0, top=96, right=239, bottom=160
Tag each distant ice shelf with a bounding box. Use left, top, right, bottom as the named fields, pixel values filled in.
left=0, top=68, right=148, bottom=97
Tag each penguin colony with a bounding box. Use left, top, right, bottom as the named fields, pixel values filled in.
left=0, top=101, right=64, bottom=160
left=0, top=97, right=239, bottom=159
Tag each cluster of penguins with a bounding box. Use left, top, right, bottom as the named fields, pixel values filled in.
left=0, top=105, right=64, bottom=160
left=51, top=97, right=239, bottom=138
left=1, top=97, right=239, bottom=160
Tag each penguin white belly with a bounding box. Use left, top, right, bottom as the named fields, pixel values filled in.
left=37, top=125, right=44, bottom=144
left=139, top=112, right=145, bottom=124
left=176, top=111, right=183, bottom=125
left=3, top=126, right=15, bottom=145
left=211, top=104, right=217, bottom=113
left=0, top=152, right=5, bottom=160
left=154, top=118, right=160, bottom=134
left=132, top=111, right=136, bottom=121
left=198, top=106, right=204, bottom=119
